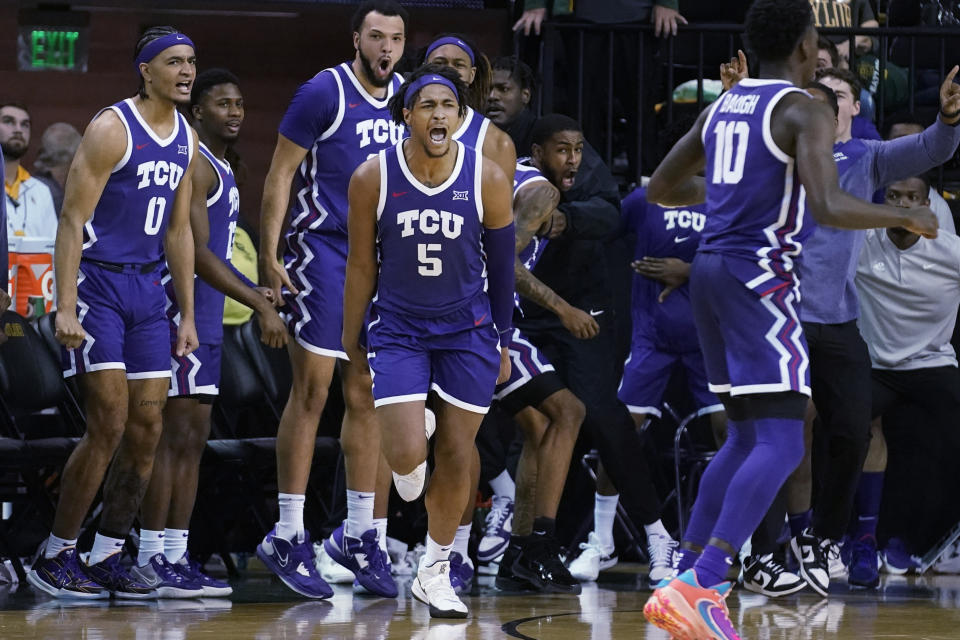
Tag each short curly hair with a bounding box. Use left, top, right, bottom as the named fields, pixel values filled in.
left=744, top=0, right=814, bottom=63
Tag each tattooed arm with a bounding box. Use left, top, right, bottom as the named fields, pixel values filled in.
left=514, top=180, right=600, bottom=339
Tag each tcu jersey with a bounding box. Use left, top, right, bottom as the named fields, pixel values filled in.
left=622, top=186, right=705, bottom=350
left=452, top=106, right=490, bottom=152
left=374, top=140, right=485, bottom=317
left=83, top=98, right=194, bottom=264
left=164, top=142, right=240, bottom=345
left=699, top=79, right=812, bottom=295
left=279, top=63, right=404, bottom=243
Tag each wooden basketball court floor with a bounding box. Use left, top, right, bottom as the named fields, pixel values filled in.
left=3, top=565, right=960, bottom=638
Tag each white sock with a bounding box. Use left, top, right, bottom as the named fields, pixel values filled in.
left=424, top=534, right=452, bottom=566
left=45, top=534, right=77, bottom=559
left=644, top=519, right=670, bottom=540
left=489, top=470, right=516, bottom=501
left=164, top=528, right=189, bottom=563
left=453, top=524, right=472, bottom=566
left=277, top=493, right=305, bottom=542
left=594, top=493, right=619, bottom=553
left=373, top=518, right=388, bottom=554
left=138, top=529, right=165, bottom=566
left=89, top=533, right=125, bottom=566
left=345, top=490, right=375, bottom=539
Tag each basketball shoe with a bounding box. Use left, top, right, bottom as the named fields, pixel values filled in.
left=790, top=528, right=830, bottom=596
left=129, top=553, right=202, bottom=599
left=477, top=496, right=513, bottom=564
left=28, top=547, right=107, bottom=599
left=644, top=569, right=739, bottom=640
left=448, top=552, right=474, bottom=594
left=739, top=554, right=805, bottom=597
left=567, top=532, right=618, bottom=582
left=411, top=557, right=468, bottom=619
left=324, top=525, right=397, bottom=598
left=257, top=528, right=332, bottom=599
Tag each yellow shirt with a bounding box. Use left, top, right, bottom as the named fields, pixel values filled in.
left=4, top=164, right=30, bottom=203
left=223, top=227, right=258, bottom=326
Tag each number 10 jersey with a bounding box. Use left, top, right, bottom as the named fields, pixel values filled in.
left=699, top=79, right=812, bottom=296
left=82, top=98, right=194, bottom=264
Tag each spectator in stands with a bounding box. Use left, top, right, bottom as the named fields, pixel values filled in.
left=487, top=56, right=537, bottom=158
left=513, top=0, right=686, bottom=37
left=818, top=36, right=842, bottom=70
left=811, top=0, right=878, bottom=65
left=882, top=113, right=955, bottom=233
left=816, top=67, right=881, bottom=140
left=851, top=174, right=960, bottom=586
left=32, top=122, right=81, bottom=216
left=1, top=102, right=58, bottom=253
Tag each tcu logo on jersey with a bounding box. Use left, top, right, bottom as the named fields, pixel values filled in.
left=397, top=209, right=464, bottom=239
left=228, top=186, right=240, bottom=218
left=136, top=160, right=185, bottom=191
left=664, top=209, right=705, bottom=233
left=356, top=119, right=404, bottom=149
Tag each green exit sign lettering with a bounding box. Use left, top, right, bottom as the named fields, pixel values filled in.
left=29, top=30, right=81, bottom=70
left=17, top=10, right=90, bottom=73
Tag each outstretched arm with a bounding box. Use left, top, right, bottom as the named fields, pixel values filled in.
left=789, top=97, right=938, bottom=237
left=342, top=156, right=381, bottom=368
left=53, top=110, right=127, bottom=349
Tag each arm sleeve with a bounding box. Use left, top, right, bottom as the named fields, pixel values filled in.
left=484, top=222, right=516, bottom=346
left=872, top=117, right=960, bottom=188
left=278, top=71, right=339, bottom=150
left=557, top=141, right=621, bottom=239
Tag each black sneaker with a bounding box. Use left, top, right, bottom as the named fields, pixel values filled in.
left=791, top=528, right=830, bottom=596
left=740, top=553, right=806, bottom=597
left=512, top=535, right=581, bottom=594
left=86, top=552, right=156, bottom=600
left=495, top=540, right=535, bottom=592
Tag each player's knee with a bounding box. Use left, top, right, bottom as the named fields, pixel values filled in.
left=85, top=404, right=128, bottom=450
left=554, top=393, right=586, bottom=430
left=433, top=435, right=473, bottom=471
left=386, top=440, right=426, bottom=475
left=342, top=379, right=374, bottom=414
left=288, top=381, right=329, bottom=417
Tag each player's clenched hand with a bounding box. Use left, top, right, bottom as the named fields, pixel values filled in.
left=261, top=259, right=297, bottom=303
left=559, top=303, right=599, bottom=339
left=55, top=310, right=86, bottom=349
left=258, top=308, right=288, bottom=349
left=939, top=65, right=960, bottom=125
left=175, top=317, right=199, bottom=357
left=512, top=8, right=546, bottom=36
left=497, top=346, right=511, bottom=384
left=902, top=206, right=939, bottom=239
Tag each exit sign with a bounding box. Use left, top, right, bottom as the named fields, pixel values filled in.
left=17, top=10, right=90, bottom=72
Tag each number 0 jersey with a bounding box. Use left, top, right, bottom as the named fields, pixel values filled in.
left=83, top=98, right=194, bottom=264
left=374, top=140, right=486, bottom=317
left=699, top=79, right=812, bottom=295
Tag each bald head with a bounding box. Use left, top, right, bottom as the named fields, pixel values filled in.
left=35, top=122, right=81, bottom=171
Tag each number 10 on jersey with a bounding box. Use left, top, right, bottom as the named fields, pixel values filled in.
left=711, top=120, right=749, bottom=185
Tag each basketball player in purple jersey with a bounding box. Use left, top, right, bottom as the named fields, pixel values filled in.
left=134, top=69, right=287, bottom=598
left=256, top=1, right=406, bottom=599
left=343, top=66, right=514, bottom=618
left=28, top=27, right=199, bottom=600
left=418, top=32, right=517, bottom=591
left=483, top=157, right=585, bottom=595
left=642, top=1, right=937, bottom=637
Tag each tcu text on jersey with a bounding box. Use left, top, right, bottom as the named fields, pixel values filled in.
left=136, top=160, right=185, bottom=191
left=357, top=118, right=404, bottom=149
left=664, top=209, right=706, bottom=233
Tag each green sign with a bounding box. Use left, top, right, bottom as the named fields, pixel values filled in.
left=29, top=30, right=81, bottom=70
left=17, top=23, right=88, bottom=72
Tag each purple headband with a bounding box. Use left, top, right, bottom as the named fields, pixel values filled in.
left=425, top=36, right=475, bottom=66
left=404, top=74, right=459, bottom=109
left=134, top=33, right=195, bottom=74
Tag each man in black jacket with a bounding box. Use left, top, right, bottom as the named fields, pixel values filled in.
left=516, top=115, right=669, bottom=567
